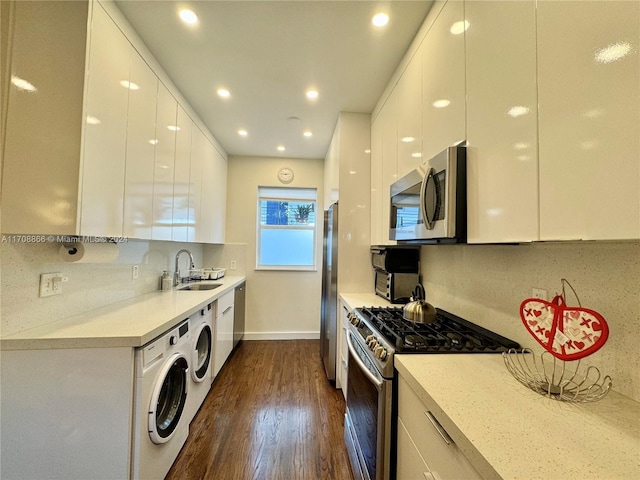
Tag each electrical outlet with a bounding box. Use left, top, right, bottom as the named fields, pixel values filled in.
left=40, top=273, right=64, bottom=297
left=132, top=265, right=139, bottom=279
left=230, top=260, right=237, bottom=270
left=532, top=288, right=548, bottom=301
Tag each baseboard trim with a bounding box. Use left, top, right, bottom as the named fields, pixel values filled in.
left=243, top=331, right=320, bottom=340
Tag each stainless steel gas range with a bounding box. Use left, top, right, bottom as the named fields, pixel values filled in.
left=343, top=306, right=520, bottom=480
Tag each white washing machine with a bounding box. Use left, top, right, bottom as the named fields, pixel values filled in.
left=185, top=303, right=214, bottom=423
left=131, top=319, right=191, bottom=480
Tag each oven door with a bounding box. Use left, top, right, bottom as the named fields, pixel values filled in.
left=344, top=331, right=392, bottom=480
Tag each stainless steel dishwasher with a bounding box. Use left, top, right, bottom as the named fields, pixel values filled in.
left=233, top=282, right=246, bottom=348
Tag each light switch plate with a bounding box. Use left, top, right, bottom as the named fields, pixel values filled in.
left=40, top=273, right=64, bottom=297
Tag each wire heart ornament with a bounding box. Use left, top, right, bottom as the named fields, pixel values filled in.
left=520, top=294, right=609, bottom=361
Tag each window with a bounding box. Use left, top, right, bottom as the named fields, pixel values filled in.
left=257, top=187, right=317, bottom=270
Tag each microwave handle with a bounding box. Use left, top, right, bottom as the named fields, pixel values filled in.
left=420, top=167, right=437, bottom=230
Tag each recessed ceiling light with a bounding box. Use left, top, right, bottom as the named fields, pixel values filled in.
left=238, top=129, right=248, bottom=137
left=594, top=41, right=633, bottom=64
left=217, top=88, right=231, bottom=98
left=507, top=106, right=530, bottom=118
left=119, top=80, right=139, bottom=90
left=306, top=89, right=319, bottom=99
left=179, top=9, right=198, bottom=25
left=167, top=125, right=181, bottom=131
left=432, top=99, right=451, bottom=108
left=303, top=130, right=313, bottom=137
left=277, top=145, right=286, bottom=152
left=450, top=20, right=470, bottom=35
left=11, top=75, right=37, bottom=92
left=372, top=13, right=389, bottom=27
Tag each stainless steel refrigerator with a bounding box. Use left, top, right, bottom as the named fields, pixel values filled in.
left=320, top=202, right=338, bottom=382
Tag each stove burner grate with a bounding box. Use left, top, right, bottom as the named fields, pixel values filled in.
left=358, top=306, right=520, bottom=354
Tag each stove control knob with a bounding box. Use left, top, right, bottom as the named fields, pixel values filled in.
left=349, top=314, right=360, bottom=327
left=374, top=346, right=387, bottom=360
left=365, top=335, right=375, bottom=347
left=369, top=339, right=379, bottom=351
left=379, top=349, right=388, bottom=361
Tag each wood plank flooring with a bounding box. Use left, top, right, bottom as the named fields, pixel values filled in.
left=166, top=340, right=354, bottom=480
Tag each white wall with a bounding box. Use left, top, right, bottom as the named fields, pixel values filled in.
left=1, top=240, right=203, bottom=335
left=225, top=155, right=324, bottom=339
left=420, top=241, right=640, bottom=402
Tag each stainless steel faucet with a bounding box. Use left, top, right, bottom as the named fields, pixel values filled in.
left=174, top=249, right=195, bottom=286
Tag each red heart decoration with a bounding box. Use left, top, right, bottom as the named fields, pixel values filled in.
left=520, top=295, right=609, bottom=361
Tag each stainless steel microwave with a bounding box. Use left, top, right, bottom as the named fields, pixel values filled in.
left=389, top=145, right=466, bottom=243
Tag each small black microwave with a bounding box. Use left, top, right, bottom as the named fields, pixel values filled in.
left=389, top=144, right=467, bottom=243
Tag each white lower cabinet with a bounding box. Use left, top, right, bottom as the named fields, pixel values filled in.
left=213, top=290, right=235, bottom=379
left=397, top=375, right=481, bottom=480
left=337, top=302, right=350, bottom=399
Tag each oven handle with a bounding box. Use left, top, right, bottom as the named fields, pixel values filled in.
left=346, top=330, right=384, bottom=390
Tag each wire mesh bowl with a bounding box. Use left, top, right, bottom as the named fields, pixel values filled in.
left=503, top=348, right=613, bottom=403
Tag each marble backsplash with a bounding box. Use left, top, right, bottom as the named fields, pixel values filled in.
left=420, top=241, right=640, bottom=402
left=1, top=239, right=245, bottom=336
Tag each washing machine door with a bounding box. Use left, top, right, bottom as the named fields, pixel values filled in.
left=148, top=353, right=189, bottom=444
left=192, top=323, right=212, bottom=382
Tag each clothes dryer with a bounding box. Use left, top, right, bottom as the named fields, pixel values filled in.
left=185, top=303, right=214, bottom=423
left=131, top=319, right=191, bottom=480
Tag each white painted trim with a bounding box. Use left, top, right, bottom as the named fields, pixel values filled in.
left=243, top=331, right=320, bottom=341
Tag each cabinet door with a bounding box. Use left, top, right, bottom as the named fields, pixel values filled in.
left=370, top=114, right=384, bottom=245
left=2, top=0, right=88, bottom=235
left=421, top=0, right=465, bottom=163
left=81, top=3, right=131, bottom=236
left=381, top=89, right=398, bottom=246
left=209, top=145, right=228, bottom=244
left=397, top=418, right=429, bottom=480
left=151, top=83, right=177, bottom=240
left=397, top=52, right=423, bottom=178
left=123, top=52, right=158, bottom=240
left=188, top=126, right=205, bottom=242
left=213, top=291, right=235, bottom=378
left=537, top=1, right=640, bottom=240
left=172, top=107, right=192, bottom=242
left=465, top=0, right=539, bottom=243
left=398, top=375, right=481, bottom=480
left=338, top=303, right=350, bottom=399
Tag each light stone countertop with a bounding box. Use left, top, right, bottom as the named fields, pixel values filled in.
left=396, top=354, right=640, bottom=480
left=0, top=276, right=246, bottom=351
left=340, top=292, right=394, bottom=310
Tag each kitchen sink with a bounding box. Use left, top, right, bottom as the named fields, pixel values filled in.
left=178, top=283, right=222, bottom=291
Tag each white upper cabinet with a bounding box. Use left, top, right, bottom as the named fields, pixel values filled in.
left=381, top=89, right=399, bottom=245
left=537, top=0, right=640, bottom=241
left=2, top=0, right=88, bottom=235
left=188, top=126, right=206, bottom=243
left=79, top=2, right=131, bottom=237
left=370, top=113, right=385, bottom=246
left=123, top=52, right=158, bottom=240
left=172, top=105, right=193, bottom=242
left=200, top=140, right=227, bottom=244
left=151, top=83, right=178, bottom=241
left=2, top=0, right=227, bottom=242
left=396, top=51, right=423, bottom=178
left=421, top=0, right=465, bottom=164
left=465, top=0, right=539, bottom=243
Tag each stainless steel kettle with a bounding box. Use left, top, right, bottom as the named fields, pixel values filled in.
left=403, top=284, right=437, bottom=324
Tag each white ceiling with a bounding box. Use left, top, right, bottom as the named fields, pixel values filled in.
left=113, top=0, right=434, bottom=159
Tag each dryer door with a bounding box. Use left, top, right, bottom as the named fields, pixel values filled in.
left=148, top=353, right=188, bottom=444
left=192, top=322, right=213, bottom=382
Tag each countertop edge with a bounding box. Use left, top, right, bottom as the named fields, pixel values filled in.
left=1, top=276, right=246, bottom=351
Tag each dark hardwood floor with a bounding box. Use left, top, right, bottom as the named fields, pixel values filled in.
left=166, top=340, right=354, bottom=480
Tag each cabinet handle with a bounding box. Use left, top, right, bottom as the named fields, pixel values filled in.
left=424, top=411, right=452, bottom=445
left=222, top=305, right=232, bottom=315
